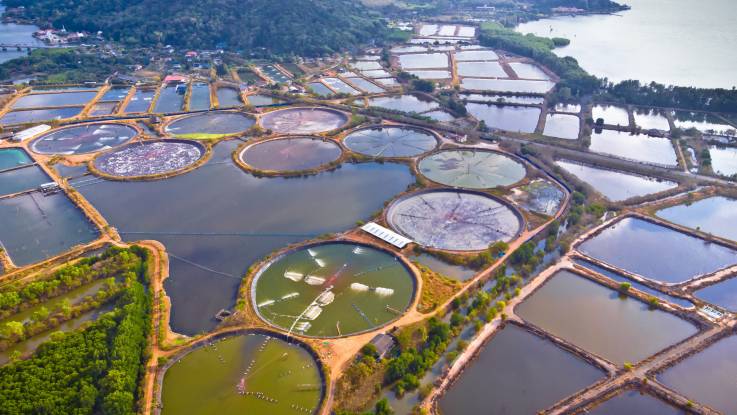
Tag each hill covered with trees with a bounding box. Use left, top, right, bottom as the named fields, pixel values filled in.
left=4, top=0, right=386, bottom=56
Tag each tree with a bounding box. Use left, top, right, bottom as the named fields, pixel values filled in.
left=374, top=398, right=394, bottom=415
left=411, top=79, right=434, bottom=93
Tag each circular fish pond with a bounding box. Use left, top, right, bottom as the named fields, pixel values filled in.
left=30, top=123, right=137, bottom=155
left=343, top=126, right=438, bottom=158
left=252, top=242, right=415, bottom=337
left=161, top=332, right=323, bottom=415
left=418, top=149, right=526, bottom=189
left=164, top=112, right=255, bottom=138
left=239, top=137, right=342, bottom=172
left=259, top=107, right=348, bottom=134
left=93, top=140, right=205, bottom=178
left=386, top=190, right=522, bottom=251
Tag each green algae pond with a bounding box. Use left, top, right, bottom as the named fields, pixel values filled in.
left=161, top=333, right=323, bottom=415
left=252, top=242, right=415, bottom=337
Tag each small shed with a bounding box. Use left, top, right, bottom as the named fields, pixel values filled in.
left=369, top=333, right=395, bottom=359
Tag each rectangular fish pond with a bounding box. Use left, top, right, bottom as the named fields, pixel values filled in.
left=460, top=78, right=555, bottom=94
left=456, top=61, right=507, bottom=78
left=657, top=196, right=737, bottom=242
left=321, top=77, right=359, bottom=95
left=308, top=82, right=334, bottom=97
left=516, top=270, right=698, bottom=365
left=578, top=216, right=737, bottom=284
left=592, top=104, right=630, bottom=127
left=708, top=145, right=737, bottom=177
left=188, top=83, right=211, bottom=111
left=368, top=95, right=439, bottom=114
left=579, top=388, right=684, bottom=415
left=571, top=258, right=693, bottom=308
left=215, top=87, right=242, bottom=107
left=154, top=86, right=185, bottom=113
left=439, top=324, right=605, bottom=415
left=11, top=91, right=98, bottom=109
left=0, top=162, right=51, bottom=197
left=0, top=192, right=98, bottom=267
left=589, top=129, right=678, bottom=167
left=73, top=141, right=415, bottom=335
left=658, top=335, right=737, bottom=415
left=123, top=89, right=155, bottom=113
left=555, top=160, right=677, bottom=202
left=465, top=102, right=540, bottom=133
left=345, top=78, right=384, bottom=94
left=0, top=107, right=83, bottom=125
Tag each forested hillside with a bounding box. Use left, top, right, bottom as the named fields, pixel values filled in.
left=4, top=0, right=386, bottom=56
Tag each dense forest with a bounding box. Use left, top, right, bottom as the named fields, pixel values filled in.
left=527, top=0, right=628, bottom=12
left=603, top=80, right=737, bottom=114
left=0, top=246, right=152, bottom=415
left=0, top=48, right=134, bottom=83
left=4, top=0, right=386, bottom=56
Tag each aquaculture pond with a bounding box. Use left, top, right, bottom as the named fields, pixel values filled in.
left=585, top=390, right=683, bottom=415
left=216, top=88, right=241, bottom=108
left=407, top=253, right=476, bottom=281
left=321, top=78, right=359, bottom=95
left=31, top=123, right=137, bottom=155
left=308, top=82, right=334, bottom=97
left=386, top=190, right=521, bottom=251
left=343, top=126, right=436, bottom=158
left=708, top=146, right=737, bottom=177
left=259, top=108, right=348, bottom=135
left=454, top=50, right=498, bottom=61
left=11, top=91, right=98, bottom=110
left=154, top=86, right=185, bottom=113
left=633, top=108, right=671, bottom=131
left=89, top=102, right=117, bottom=116
left=694, top=276, right=737, bottom=312
left=657, top=196, right=737, bottom=242
left=460, top=78, right=555, bottom=94
left=165, top=112, right=254, bottom=138
left=397, top=53, right=449, bottom=69
left=100, top=87, right=129, bottom=102
left=578, top=217, right=737, bottom=283
left=161, top=333, right=323, bottom=415
left=367, top=95, right=439, bottom=114
left=406, top=70, right=451, bottom=80
left=508, top=62, right=550, bottom=80
left=240, top=137, right=342, bottom=172
left=658, top=335, right=737, bottom=414
left=591, top=104, right=630, bottom=126
left=0, top=192, right=98, bottom=267
left=246, top=94, right=282, bottom=107
left=673, top=111, right=734, bottom=135
left=555, top=102, right=582, bottom=113
left=543, top=113, right=580, bottom=140
left=0, top=164, right=50, bottom=197
left=439, top=324, right=605, bottom=415
left=456, top=61, right=507, bottom=78
left=345, top=78, right=384, bottom=94
left=94, top=140, right=205, bottom=178
left=571, top=258, right=694, bottom=308
left=465, top=103, right=541, bottom=133
left=187, top=83, right=211, bottom=111
left=418, top=149, right=526, bottom=189
left=589, top=129, right=678, bottom=167
left=361, top=69, right=393, bottom=79
left=74, top=141, right=414, bottom=335
left=0, top=107, right=83, bottom=125
left=261, top=65, right=291, bottom=83
left=461, top=93, right=544, bottom=105
left=253, top=243, right=415, bottom=337
left=556, top=160, right=677, bottom=201
left=353, top=60, right=385, bottom=70
left=373, top=78, right=398, bottom=87
left=0, top=148, right=33, bottom=170
left=510, top=179, right=565, bottom=216
left=423, top=110, right=455, bottom=122
left=123, top=89, right=154, bottom=113
left=517, top=270, right=698, bottom=365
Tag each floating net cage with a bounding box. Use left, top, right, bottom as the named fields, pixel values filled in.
left=165, top=112, right=255, bottom=136
left=94, top=140, right=204, bottom=177
left=31, top=123, right=137, bottom=155
left=259, top=108, right=348, bottom=134
left=386, top=190, right=522, bottom=251
left=418, top=149, right=526, bottom=189
left=252, top=243, right=415, bottom=337
left=343, top=126, right=437, bottom=158
left=240, top=137, right=342, bottom=172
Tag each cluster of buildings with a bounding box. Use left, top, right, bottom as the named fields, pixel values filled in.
left=33, top=27, right=93, bottom=45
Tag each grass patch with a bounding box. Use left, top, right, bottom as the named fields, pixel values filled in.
left=415, top=263, right=463, bottom=313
